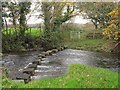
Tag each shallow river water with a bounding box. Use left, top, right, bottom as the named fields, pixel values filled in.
left=2, top=49, right=119, bottom=79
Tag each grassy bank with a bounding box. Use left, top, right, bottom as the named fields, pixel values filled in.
left=2, top=27, right=107, bottom=52
left=2, top=28, right=44, bottom=52
left=4, top=64, right=118, bottom=88
left=62, top=29, right=107, bottom=52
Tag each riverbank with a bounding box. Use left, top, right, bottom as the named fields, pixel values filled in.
left=3, top=64, right=118, bottom=88
left=62, top=29, right=119, bottom=53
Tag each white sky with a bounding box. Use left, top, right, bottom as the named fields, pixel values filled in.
left=7, top=2, right=90, bottom=25
left=27, top=3, right=90, bottom=24
left=27, top=15, right=90, bottom=24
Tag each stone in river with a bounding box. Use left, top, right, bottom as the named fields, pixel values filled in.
left=58, top=47, right=64, bottom=51
left=58, top=48, right=62, bottom=51
left=27, top=64, right=37, bottom=69
left=23, top=68, right=35, bottom=76
left=8, top=71, right=31, bottom=84
left=32, top=60, right=41, bottom=65
left=46, top=50, right=53, bottom=55
left=61, top=47, right=64, bottom=50
left=38, top=54, right=46, bottom=58
left=51, top=49, right=58, bottom=53
left=63, top=45, right=68, bottom=49
left=41, top=52, right=49, bottom=56
left=16, top=72, right=31, bottom=84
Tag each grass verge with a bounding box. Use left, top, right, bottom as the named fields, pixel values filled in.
left=6, top=64, right=119, bottom=88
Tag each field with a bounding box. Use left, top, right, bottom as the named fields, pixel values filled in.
left=2, top=28, right=43, bottom=37
left=62, top=28, right=107, bottom=52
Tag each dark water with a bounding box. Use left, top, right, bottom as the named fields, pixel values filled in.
left=2, top=49, right=119, bottom=80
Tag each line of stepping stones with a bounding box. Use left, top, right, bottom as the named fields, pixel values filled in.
left=13, top=46, right=67, bottom=84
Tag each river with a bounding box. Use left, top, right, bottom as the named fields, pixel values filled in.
left=2, top=49, right=119, bottom=80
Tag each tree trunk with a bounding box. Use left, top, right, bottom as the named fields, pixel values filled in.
left=19, top=8, right=26, bottom=40
left=91, top=20, right=98, bottom=29
left=3, top=17, right=8, bottom=36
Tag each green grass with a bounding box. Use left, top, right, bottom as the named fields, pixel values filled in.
left=2, top=28, right=43, bottom=37
left=25, top=28, right=44, bottom=37
left=6, top=64, right=119, bottom=88
left=62, top=29, right=107, bottom=52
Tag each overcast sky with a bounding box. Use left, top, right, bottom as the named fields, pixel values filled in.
left=7, top=2, right=90, bottom=25
left=26, top=3, right=90, bottom=24
left=27, top=15, right=90, bottom=24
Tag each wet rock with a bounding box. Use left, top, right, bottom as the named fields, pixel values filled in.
left=51, top=49, right=58, bottom=53
left=37, top=57, right=42, bottom=60
left=16, top=72, right=31, bottom=84
left=23, top=68, right=35, bottom=76
left=58, top=47, right=63, bottom=51
left=61, top=47, right=64, bottom=50
left=41, top=52, right=49, bottom=56
left=57, top=48, right=61, bottom=51
left=46, top=50, right=53, bottom=55
left=41, top=58, right=47, bottom=61
left=27, top=64, right=37, bottom=69
left=9, top=71, right=31, bottom=84
left=102, top=60, right=107, bottom=63
left=63, top=45, right=68, bottom=49
left=38, top=54, right=46, bottom=58
left=32, top=60, right=41, bottom=65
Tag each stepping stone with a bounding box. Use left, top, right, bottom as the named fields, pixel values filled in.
left=51, top=49, right=58, bottom=53
left=27, top=64, right=37, bottom=69
left=16, top=72, right=31, bottom=84
left=61, top=47, right=64, bottom=50
left=63, top=45, right=68, bottom=49
left=58, top=47, right=64, bottom=51
left=23, top=68, right=35, bottom=76
left=37, top=57, right=42, bottom=60
left=32, top=60, right=41, bottom=65
left=41, top=58, right=47, bottom=61
left=58, top=48, right=62, bottom=51
left=38, top=54, right=46, bottom=58
left=46, top=50, right=53, bottom=55
left=41, top=52, right=49, bottom=56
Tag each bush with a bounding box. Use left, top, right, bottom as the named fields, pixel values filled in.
left=40, top=31, right=62, bottom=50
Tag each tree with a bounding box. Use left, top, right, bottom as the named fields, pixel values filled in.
left=8, top=2, right=19, bottom=31
left=78, top=2, right=116, bottom=29
left=41, top=2, right=77, bottom=32
left=18, top=2, right=31, bottom=40
left=103, top=6, right=120, bottom=41
left=2, top=1, right=31, bottom=52
left=40, top=2, right=79, bottom=49
left=2, top=1, right=31, bottom=39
